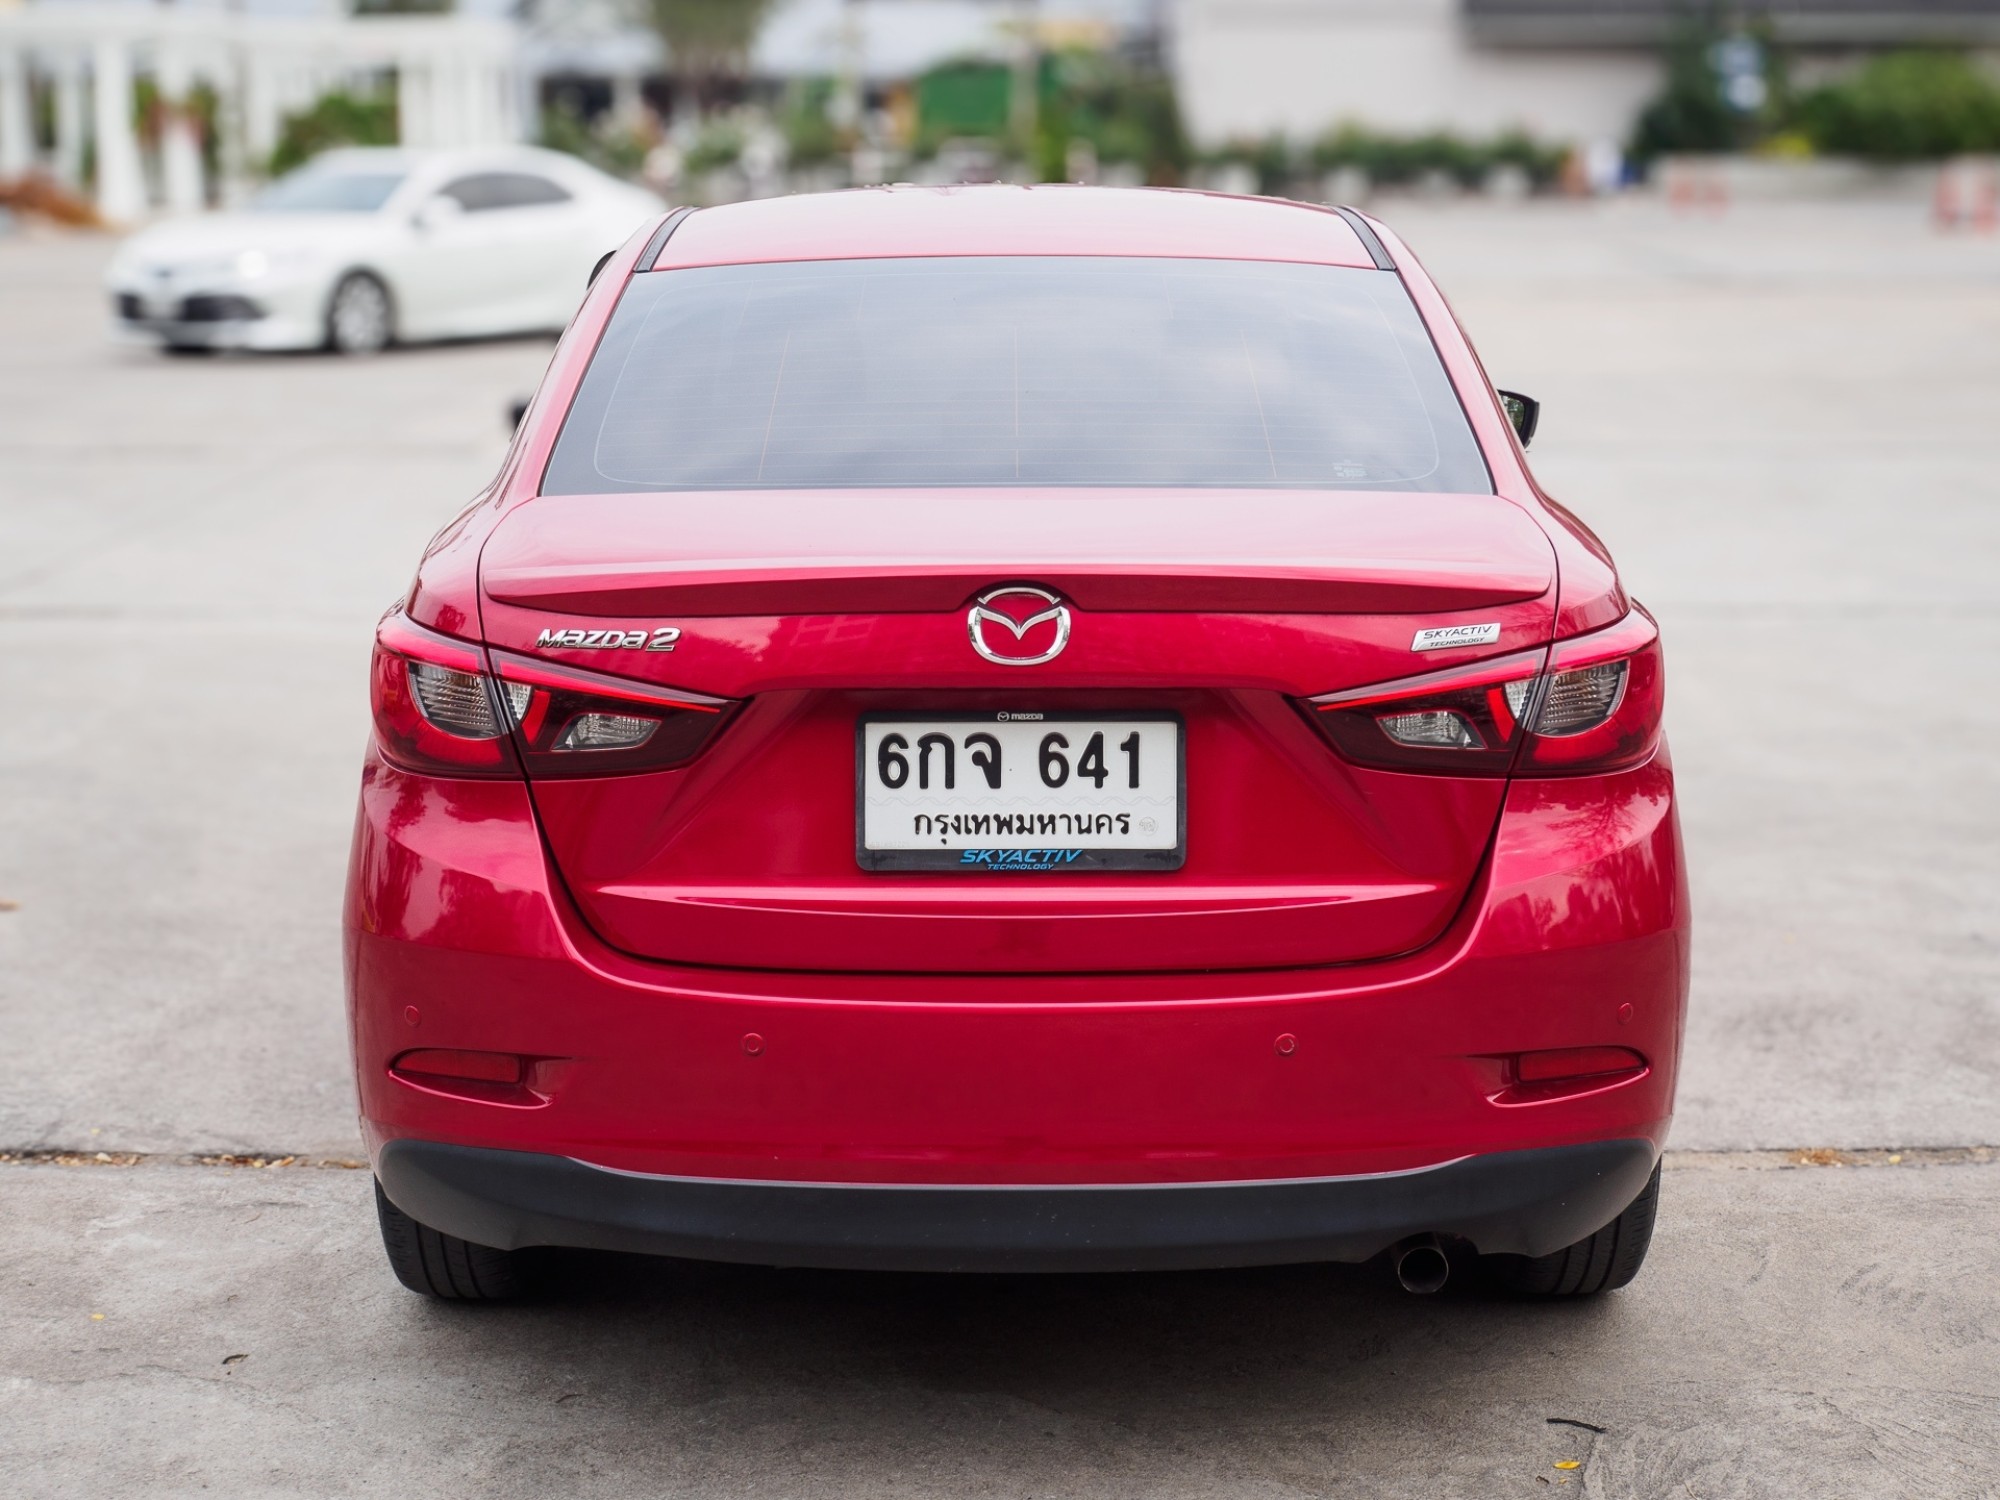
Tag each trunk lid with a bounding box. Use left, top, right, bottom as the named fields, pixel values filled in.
left=481, top=489, right=1556, bottom=975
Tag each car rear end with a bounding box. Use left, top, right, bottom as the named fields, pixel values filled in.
left=346, top=188, right=1687, bottom=1292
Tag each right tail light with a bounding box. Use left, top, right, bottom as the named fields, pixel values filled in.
left=1305, top=609, right=1664, bottom=777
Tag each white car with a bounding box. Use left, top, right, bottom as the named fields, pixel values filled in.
left=107, top=146, right=665, bottom=355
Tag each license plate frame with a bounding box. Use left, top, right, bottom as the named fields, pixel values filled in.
left=856, top=711, right=1186, bottom=873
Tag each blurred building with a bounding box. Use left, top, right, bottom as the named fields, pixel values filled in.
left=0, top=0, right=525, bottom=219
left=528, top=0, right=1154, bottom=125
left=756, top=0, right=1150, bottom=78
left=0, top=0, right=1163, bottom=224
left=1170, top=0, right=2000, bottom=147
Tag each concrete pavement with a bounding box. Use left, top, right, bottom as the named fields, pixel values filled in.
left=0, top=254, right=551, bottom=1157
left=2, top=200, right=1997, bottom=1495
left=5, top=1154, right=1995, bottom=1498
left=1397, top=200, right=2000, bottom=1153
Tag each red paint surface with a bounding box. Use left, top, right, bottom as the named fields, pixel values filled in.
left=345, top=750, right=1686, bottom=1184
left=650, top=185, right=1380, bottom=272
left=475, top=488, right=1563, bottom=972
left=347, top=188, right=1689, bottom=1194
left=478, top=488, right=1556, bottom=619
left=525, top=686, right=1507, bottom=972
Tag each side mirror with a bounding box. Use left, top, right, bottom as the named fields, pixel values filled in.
left=414, top=195, right=464, bottom=232
left=1498, top=389, right=1540, bottom=448
left=507, top=398, right=530, bottom=431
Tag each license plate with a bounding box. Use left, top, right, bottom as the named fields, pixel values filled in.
left=857, top=713, right=1184, bottom=872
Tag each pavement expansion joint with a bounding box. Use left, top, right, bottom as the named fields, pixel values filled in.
left=1666, top=1145, right=1999, bottom=1170
left=1, top=1146, right=1994, bottom=1171
left=0, top=1150, right=368, bottom=1169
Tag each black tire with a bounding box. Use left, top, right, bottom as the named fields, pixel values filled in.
left=325, top=271, right=394, bottom=356
left=1483, top=1161, right=1661, bottom=1297
left=161, top=341, right=216, bottom=357
left=374, top=1178, right=531, bottom=1301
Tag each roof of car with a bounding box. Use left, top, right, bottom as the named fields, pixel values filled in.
left=306, top=145, right=590, bottom=176
left=649, top=185, right=1383, bottom=271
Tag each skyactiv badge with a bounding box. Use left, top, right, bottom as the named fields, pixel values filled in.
left=1411, top=623, right=1502, bottom=652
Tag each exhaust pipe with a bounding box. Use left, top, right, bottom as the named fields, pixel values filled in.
left=1392, top=1234, right=1450, bottom=1295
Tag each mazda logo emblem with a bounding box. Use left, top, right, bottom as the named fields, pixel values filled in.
left=967, top=585, right=1070, bottom=666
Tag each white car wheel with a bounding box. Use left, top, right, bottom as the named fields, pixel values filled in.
left=327, top=273, right=394, bottom=356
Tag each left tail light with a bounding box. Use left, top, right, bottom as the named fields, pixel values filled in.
left=1515, top=609, right=1664, bottom=774
left=371, top=611, right=735, bottom=779
left=1304, top=609, right=1664, bottom=777
left=487, top=648, right=736, bottom=778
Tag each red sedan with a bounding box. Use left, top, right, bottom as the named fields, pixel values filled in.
left=348, top=187, right=1686, bottom=1301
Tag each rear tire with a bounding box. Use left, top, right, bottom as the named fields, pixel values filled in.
left=1482, top=1161, right=1661, bottom=1297
left=326, top=272, right=393, bottom=356
left=374, top=1178, right=531, bottom=1300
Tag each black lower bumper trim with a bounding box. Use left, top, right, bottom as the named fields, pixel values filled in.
left=377, top=1138, right=1660, bottom=1273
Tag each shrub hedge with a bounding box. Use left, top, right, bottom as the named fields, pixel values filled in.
left=1795, top=52, right=2000, bottom=161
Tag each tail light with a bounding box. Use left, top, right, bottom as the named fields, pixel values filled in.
left=1306, top=648, right=1545, bottom=775
left=370, top=611, right=735, bottom=779
left=371, top=613, right=521, bottom=777
left=1516, top=609, right=1664, bottom=774
left=1304, top=609, right=1664, bottom=777
left=486, top=648, right=735, bottom=777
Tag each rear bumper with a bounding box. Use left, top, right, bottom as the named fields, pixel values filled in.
left=378, top=1136, right=1660, bottom=1271
left=347, top=750, right=1689, bottom=1202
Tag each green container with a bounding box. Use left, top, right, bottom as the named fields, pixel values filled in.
left=916, top=61, right=1013, bottom=139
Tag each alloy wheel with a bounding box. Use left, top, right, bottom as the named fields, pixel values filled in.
left=328, top=274, right=392, bottom=356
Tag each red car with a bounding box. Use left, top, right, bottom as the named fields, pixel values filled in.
left=348, top=187, right=1686, bottom=1302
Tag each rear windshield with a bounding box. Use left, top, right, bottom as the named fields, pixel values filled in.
left=543, top=256, right=1490, bottom=494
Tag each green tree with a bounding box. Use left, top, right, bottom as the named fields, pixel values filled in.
left=915, top=49, right=1189, bottom=187
left=268, top=90, right=399, bottom=177
left=778, top=77, right=842, bottom=169
left=1795, top=51, right=2000, bottom=160
left=642, top=0, right=783, bottom=117
left=1629, top=13, right=1740, bottom=163
left=1309, top=125, right=1563, bottom=190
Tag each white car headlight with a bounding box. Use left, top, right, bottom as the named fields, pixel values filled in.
left=234, top=247, right=322, bottom=280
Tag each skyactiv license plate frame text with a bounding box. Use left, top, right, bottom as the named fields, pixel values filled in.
left=856, top=713, right=1186, bottom=872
